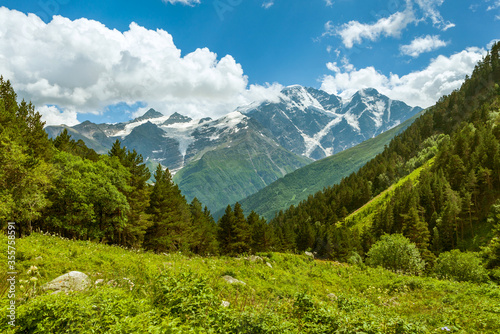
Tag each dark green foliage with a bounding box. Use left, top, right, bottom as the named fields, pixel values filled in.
left=236, top=113, right=421, bottom=220
left=0, top=77, right=54, bottom=234
left=217, top=203, right=252, bottom=255
left=189, top=198, right=219, bottom=255
left=43, top=152, right=131, bottom=242
left=144, top=165, right=192, bottom=252
left=0, top=76, right=219, bottom=255
left=108, top=140, right=152, bottom=248
left=53, top=128, right=99, bottom=161
left=265, top=42, right=500, bottom=271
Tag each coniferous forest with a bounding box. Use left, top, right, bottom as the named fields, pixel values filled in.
left=1, top=43, right=500, bottom=333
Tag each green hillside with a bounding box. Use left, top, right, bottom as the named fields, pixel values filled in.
left=236, top=111, right=423, bottom=220
left=2, top=232, right=500, bottom=333
left=173, top=129, right=312, bottom=214
left=341, top=158, right=435, bottom=233
left=267, top=42, right=500, bottom=266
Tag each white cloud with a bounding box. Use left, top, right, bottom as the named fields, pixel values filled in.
left=262, top=1, right=274, bottom=9
left=415, top=0, right=455, bottom=30
left=325, top=0, right=334, bottom=6
left=38, top=105, right=79, bottom=126
left=331, top=0, right=454, bottom=48
left=487, top=0, right=500, bottom=10
left=335, top=10, right=415, bottom=48
left=0, top=7, right=282, bottom=125
left=321, top=47, right=486, bottom=108
left=400, top=35, right=448, bottom=57
left=162, top=0, right=201, bottom=6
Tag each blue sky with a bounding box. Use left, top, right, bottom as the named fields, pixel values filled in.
left=0, top=0, right=498, bottom=125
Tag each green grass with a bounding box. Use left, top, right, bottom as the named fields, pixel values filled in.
left=1, top=232, right=499, bottom=333
left=342, top=158, right=434, bottom=233
left=237, top=112, right=424, bottom=220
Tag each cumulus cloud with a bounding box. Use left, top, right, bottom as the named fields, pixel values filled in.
left=0, top=7, right=281, bottom=125
left=320, top=47, right=486, bottom=108
left=334, top=10, right=415, bottom=48
left=331, top=0, right=454, bottom=48
left=37, top=105, right=79, bottom=126
left=400, top=35, right=448, bottom=57
left=162, top=0, right=201, bottom=6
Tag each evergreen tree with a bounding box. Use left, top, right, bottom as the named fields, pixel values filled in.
left=247, top=211, right=274, bottom=252
left=217, top=205, right=236, bottom=255
left=190, top=198, right=218, bottom=255
left=144, top=165, right=191, bottom=252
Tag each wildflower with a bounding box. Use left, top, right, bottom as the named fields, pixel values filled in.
left=441, top=326, right=451, bottom=331
left=30, top=277, right=38, bottom=283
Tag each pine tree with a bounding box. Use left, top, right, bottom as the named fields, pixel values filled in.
left=217, top=205, right=236, bottom=255
left=247, top=211, right=274, bottom=252
left=144, top=165, right=191, bottom=252
left=190, top=198, right=218, bottom=255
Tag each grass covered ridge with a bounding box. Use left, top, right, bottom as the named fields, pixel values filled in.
left=1, top=233, right=500, bottom=333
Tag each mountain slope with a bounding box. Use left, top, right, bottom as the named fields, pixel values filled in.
left=45, top=87, right=422, bottom=214
left=242, top=86, right=422, bottom=160
left=267, top=42, right=500, bottom=262
left=173, top=126, right=312, bottom=214
left=234, top=110, right=423, bottom=220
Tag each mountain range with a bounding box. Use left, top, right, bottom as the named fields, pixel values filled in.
left=45, top=86, right=422, bottom=214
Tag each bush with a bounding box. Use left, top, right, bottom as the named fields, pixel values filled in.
left=434, top=250, right=488, bottom=283
left=366, top=234, right=425, bottom=275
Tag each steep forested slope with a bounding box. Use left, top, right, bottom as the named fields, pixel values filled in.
left=235, top=111, right=423, bottom=220
left=269, top=43, right=500, bottom=268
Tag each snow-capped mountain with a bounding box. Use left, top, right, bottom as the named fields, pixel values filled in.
left=242, top=86, right=422, bottom=160
left=47, top=108, right=277, bottom=173
left=45, top=86, right=421, bottom=213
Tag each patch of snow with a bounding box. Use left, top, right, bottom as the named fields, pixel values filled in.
left=111, top=115, right=170, bottom=137
left=343, top=109, right=360, bottom=132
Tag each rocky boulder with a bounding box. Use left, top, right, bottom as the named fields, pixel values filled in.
left=43, top=271, right=91, bottom=292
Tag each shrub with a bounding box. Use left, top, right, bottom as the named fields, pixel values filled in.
left=434, top=250, right=488, bottom=283
left=366, top=234, right=425, bottom=275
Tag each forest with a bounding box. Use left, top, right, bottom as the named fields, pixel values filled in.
left=1, top=43, right=500, bottom=282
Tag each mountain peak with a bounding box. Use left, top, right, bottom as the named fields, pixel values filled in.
left=356, top=88, right=382, bottom=98
left=163, top=112, right=193, bottom=125
left=133, top=108, right=164, bottom=122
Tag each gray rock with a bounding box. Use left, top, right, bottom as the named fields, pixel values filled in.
left=94, top=279, right=104, bottom=285
left=266, top=262, right=273, bottom=269
left=43, top=271, right=91, bottom=292
left=222, top=275, right=246, bottom=285
left=246, top=255, right=264, bottom=263
left=305, top=251, right=314, bottom=258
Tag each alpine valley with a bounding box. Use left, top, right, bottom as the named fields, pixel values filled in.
left=45, top=86, right=421, bottom=214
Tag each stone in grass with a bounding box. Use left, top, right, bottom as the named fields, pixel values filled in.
left=43, top=271, right=91, bottom=292
left=304, top=251, right=314, bottom=258
left=222, top=275, right=246, bottom=285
